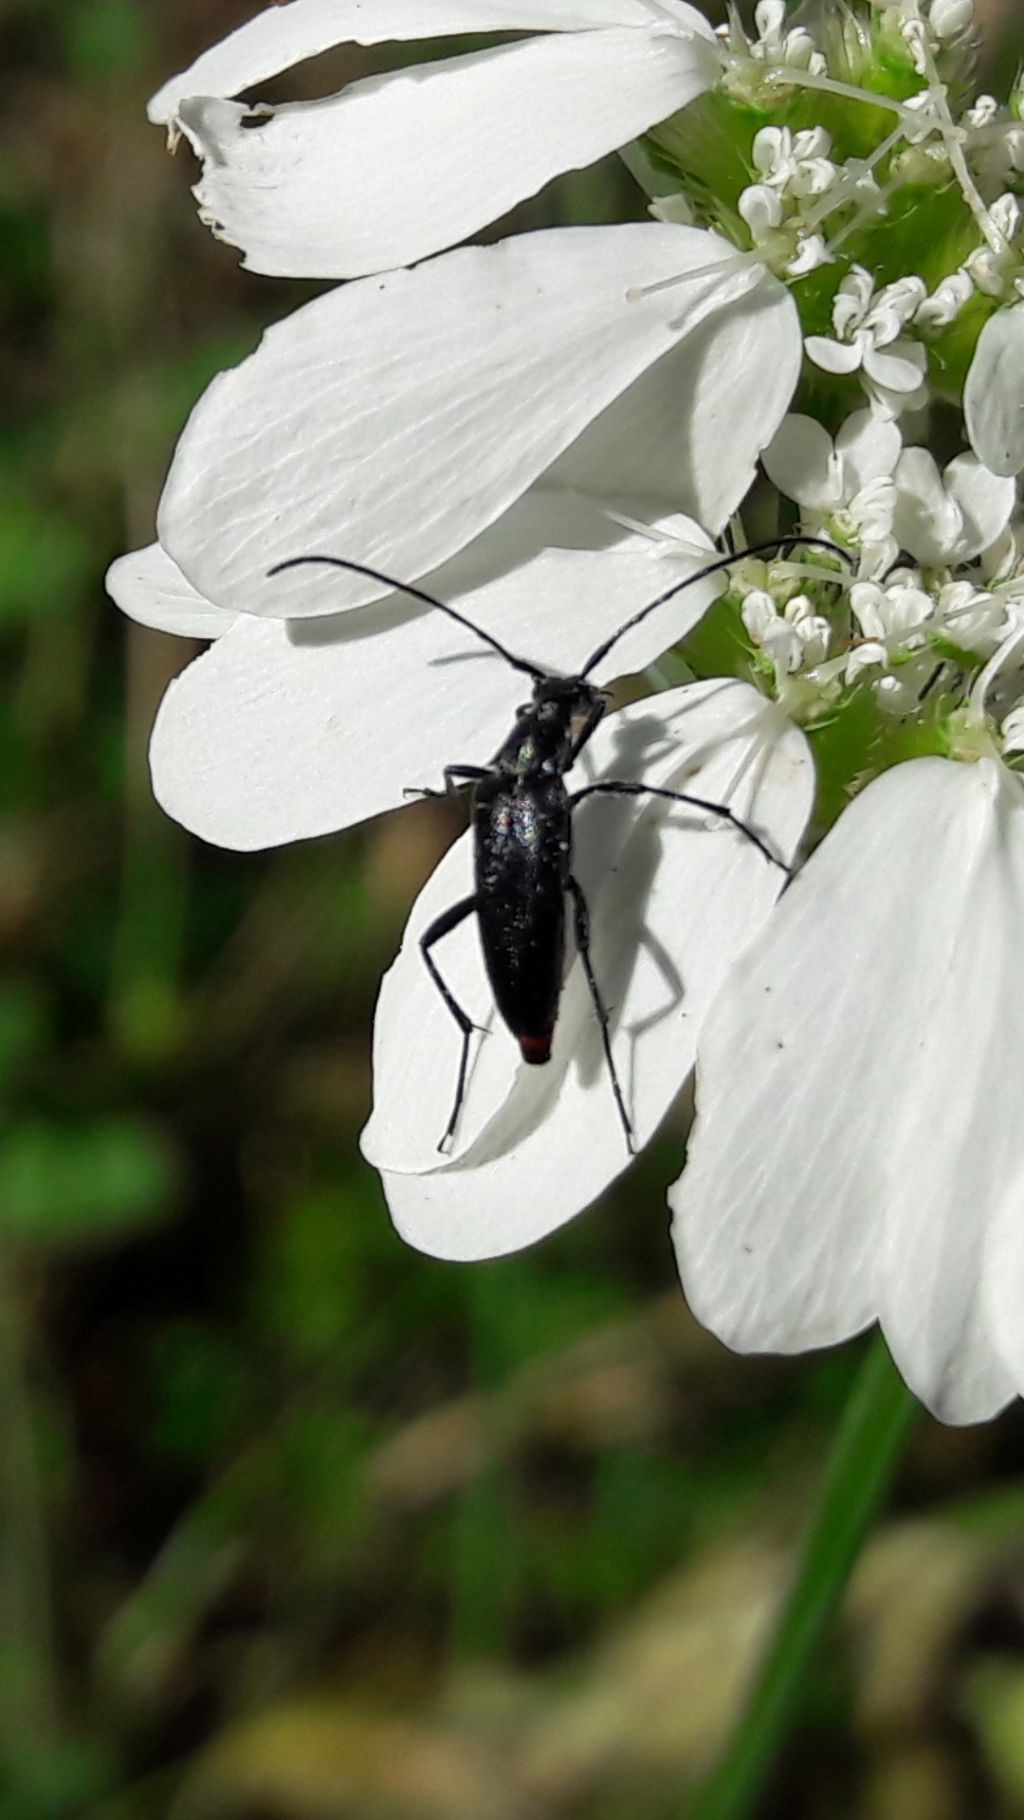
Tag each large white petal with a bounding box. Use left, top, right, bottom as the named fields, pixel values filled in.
left=554, top=272, right=802, bottom=536
left=673, top=756, right=1024, bottom=1425
left=105, top=542, right=236, bottom=640
left=965, top=302, right=1024, bottom=479
left=148, top=0, right=674, bottom=123
left=157, top=224, right=785, bottom=620
left=363, top=682, right=814, bottom=1261
left=175, top=29, right=718, bottom=279
left=149, top=501, right=721, bottom=849
left=981, top=1167, right=1024, bottom=1395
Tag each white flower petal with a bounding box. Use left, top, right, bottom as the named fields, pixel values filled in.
left=175, top=29, right=719, bottom=279
left=149, top=501, right=721, bottom=849
left=835, top=408, right=901, bottom=491
left=892, top=447, right=963, bottom=566
left=363, top=681, right=814, bottom=1260
left=738, top=183, right=783, bottom=237
left=966, top=304, right=1024, bottom=477
left=157, top=224, right=789, bottom=619
left=804, top=334, right=864, bottom=375
left=754, top=0, right=786, bottom=36
left=863, top=339, right=927, bottom=393
left=751, top=126, right=786, bottom=178
left=147, top=0, right=668, bottom=123
left=931, top=0, right=973, bottom=36
left=832, top=267, right=872, bottom=330
left=762, top=414, right=838, bottom=512
left=551, top=269, right=801, bottom=536
left=981, top=1170, right=1024, bottom=1389
left=942, top=452, right=1016, bottom=560
left=105, top=542, right=236, bottom=639
left=784, top=234, right=830, bottom=279
left=673, top=756, right=1024, bottom=1424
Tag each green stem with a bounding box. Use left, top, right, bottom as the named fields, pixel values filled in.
left=693, top=1335, right=917, bottom=1820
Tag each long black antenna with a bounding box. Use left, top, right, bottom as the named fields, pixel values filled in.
left=269, top=535, right=847, bottom=687
left=578, top=535, right=846, bottom=679
left=267, top=554, right=544, bottom=680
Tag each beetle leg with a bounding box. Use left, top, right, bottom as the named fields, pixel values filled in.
left=566, top=875, right=635, bottom=1156
left=569, top=781, right=789, bottom=874
left=420, top=893, right=483, bottom=1152
left=404, top=765, right=490, bottom=803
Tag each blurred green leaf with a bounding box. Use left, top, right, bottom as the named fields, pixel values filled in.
left=0, top=494, right=92, bottom=628
left=0, top=203, right=51, bottom=311
left=0, top=980, right=48, bottom=1096
left=151, top=1320, right=245, bottom=1467
left=965, top=1659, right=1024, bottom=1801
left=260, top=1188, right=363, bottom=1363
left=3, top=1737, right=116, bottom=1820
left=67, top=0, right=151, bottom=79
left=0, top=1116, right=178, bottom=1245
left=277, top=1406, right=376, bottom=1560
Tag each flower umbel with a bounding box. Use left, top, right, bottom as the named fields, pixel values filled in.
left=110, top=0, right=1024, bottom=1422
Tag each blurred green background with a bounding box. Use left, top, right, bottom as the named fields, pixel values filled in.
left=5, top=2, right=1024, bottom=1815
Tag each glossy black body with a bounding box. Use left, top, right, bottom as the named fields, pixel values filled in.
left=472, top=678, right=599, bottom=1058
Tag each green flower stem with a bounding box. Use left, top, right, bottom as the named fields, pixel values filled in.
left=693, top=1335, right=917, bottom=1820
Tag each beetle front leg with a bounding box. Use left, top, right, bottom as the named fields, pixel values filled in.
left=569, top=781, right=789, bottom=874
left=420, top=893, right=483, bottom=1151
left=404, top=765, right=491, bottom=803
left=566, top=876, right=635, bottom=1157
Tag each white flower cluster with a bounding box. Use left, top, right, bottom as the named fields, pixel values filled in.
left=747, top=405, right=1020, bottom=719
left=107, top=0, right=1024, bottom=1421
left=733, top=0, right=825, bottom=78
left=738, top=125, right=838, bottom=277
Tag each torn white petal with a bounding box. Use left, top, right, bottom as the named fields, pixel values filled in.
left=148, top=0, right=672, bottom=123
left=175, top=29, right=719, bottom=279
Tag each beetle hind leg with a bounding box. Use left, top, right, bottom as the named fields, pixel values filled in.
left=420, top=893, right=483, bottom=1152
left=566, top=875, right=635, bottom=1156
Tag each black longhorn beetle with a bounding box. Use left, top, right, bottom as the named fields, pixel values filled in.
left=269, top=536, right=841, bottom=1155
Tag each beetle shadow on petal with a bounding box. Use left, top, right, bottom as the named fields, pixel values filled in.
left=567, top=709, right=685, bottom=1104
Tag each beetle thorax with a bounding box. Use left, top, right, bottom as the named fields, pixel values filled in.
left=492, top=677, right=601, bottom=780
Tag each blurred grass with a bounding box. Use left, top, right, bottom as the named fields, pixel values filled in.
left=2, top=1, right=1024, bottom=1816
